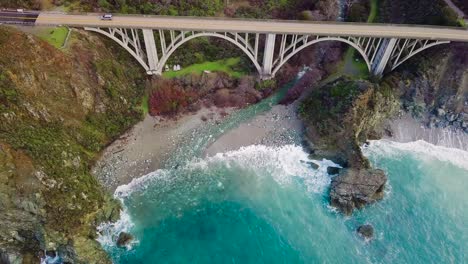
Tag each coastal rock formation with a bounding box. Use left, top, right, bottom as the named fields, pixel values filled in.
left=0, top=26, right=142, bottom=263
left=298, top=78, right=398, bottom=214
left=116, top=232, right=134, bottom=248
left=382, top=43, right=468, bottom=134
left=330, top=169, right=387, bottom=215
left=357, top=224, right=374, bottom=240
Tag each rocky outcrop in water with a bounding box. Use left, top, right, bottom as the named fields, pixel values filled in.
left=116, top=232, right=134, bottom=248
left=299, top=78, right=399, bottom=214
left=357, top=224, right=374, bottom=240
left=330, top=169, right=386, bottom=215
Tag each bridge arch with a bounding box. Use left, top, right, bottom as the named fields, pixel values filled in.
left=84, top=26, right=452, bottom=79
left=389, top=40, right=449, bottom=71
left=271, top=36, right=372, bottom=76
left=156, top=32, right=263, bottom=75
left=85, top=27, right=150, bottom=71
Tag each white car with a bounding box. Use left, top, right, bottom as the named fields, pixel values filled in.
left=101, top=14, right=113, bottom=20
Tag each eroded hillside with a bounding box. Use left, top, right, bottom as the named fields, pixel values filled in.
left=0, top=26, right=145, bottom=263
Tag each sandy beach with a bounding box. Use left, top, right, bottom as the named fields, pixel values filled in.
left=204, top=103, right=303, bottom=156
left=93, top=99, right=468, bottom=193
left=92, top=107, right=233, bottom=191
left=384, top=113, right=468, bottom=151
left=92, top=100, right=303, bottom=192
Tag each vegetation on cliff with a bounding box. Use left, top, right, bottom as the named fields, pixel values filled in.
left=0, top=26, right=145, bottom=263
left=300, top=77, right=399, bottom=166
left=379, top=0, right=461, bottom=26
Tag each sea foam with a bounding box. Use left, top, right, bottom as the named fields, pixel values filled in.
left=98, top=145, right=338, bottom=249
left=116, top=144, right=338, bottom=197
left=363, top=139, right=468, bottom=171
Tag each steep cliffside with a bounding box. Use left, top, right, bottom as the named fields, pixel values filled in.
left=383, top=43, right=468, bottom=132
left=299, top=78, right=400, bottom=214
left=0, top=26, right=145, bottom=263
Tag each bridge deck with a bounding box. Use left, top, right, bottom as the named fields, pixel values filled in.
left=29, top=13, right=468, bottom=42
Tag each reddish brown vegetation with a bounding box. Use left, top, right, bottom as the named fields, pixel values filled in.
left=280, top=67, right=325, bottom=104
left=149, top=79, right=197, bottom=116
left=148, top=73, right=265, bottom=117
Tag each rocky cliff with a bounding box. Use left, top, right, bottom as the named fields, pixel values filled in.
left=383, top=43, right=468, bottom=133
left=299, top=77, right=400, bottom=214
left=0, top=26, right=145, bottom=263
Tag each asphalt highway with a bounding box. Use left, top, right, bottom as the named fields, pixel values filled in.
left=0, top=10, right=39, bottom=25
left=1, top=12, right=468, bottom=42
left=33, top=13, right=468, bottom=42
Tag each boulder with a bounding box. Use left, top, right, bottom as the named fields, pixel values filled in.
left=116, top=232, right=134, bottom=248
left=327, top=166, right=340, bottom=175
left=357, top=224, right=374, bottom=240
left=436, top=108, right=445, bottom=117
left=330, top=168, right=386, bottom=215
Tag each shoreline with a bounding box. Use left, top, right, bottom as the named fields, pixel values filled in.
left=384, top=113, right=468, bottom=151
left=93, top=101, right=304, bottom=192
left=92, top=107, right=234, bottom=192
left=93, top=102, right=468, bottom=194
left=204, top=103, right=303, bottom=157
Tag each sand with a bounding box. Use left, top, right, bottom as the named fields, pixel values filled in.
left=93, top=101, right=303, bottom=192
left=92, top=107, right=232, bottom=191
left=93, top=101, right=467, bottom=193
left=384, top=114, right=468, bottom=151
left=204, top=103, right=303, bottom=156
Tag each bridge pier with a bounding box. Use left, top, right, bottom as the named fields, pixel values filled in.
left=260, top=33, right=276, bottom=79
left=371, top=38, right=397, bottom=77
left=142, top=29, right=160, bottom=75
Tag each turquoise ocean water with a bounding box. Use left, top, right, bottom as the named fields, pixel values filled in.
left=99, top=140, right=468, bottom=263
left=97, top=77, right=468, bottom=263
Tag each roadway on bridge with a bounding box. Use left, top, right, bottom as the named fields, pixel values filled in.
left=32, top=13, right=468, bottom=42
left=0, top=10, right=38, bottom=25
left=1, top=12, right=468, bottom=42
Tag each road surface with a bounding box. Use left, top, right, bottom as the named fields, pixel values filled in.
left=1, top=12, right=468, bottom=42
left=0, top=10, right=38, bottom=25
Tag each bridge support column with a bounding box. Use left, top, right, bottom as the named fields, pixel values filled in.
left=142, top=29, right=160, bottom=75
left=261, top=33, right=276, bottom=79
left=371, top=38, right=397, bottom=77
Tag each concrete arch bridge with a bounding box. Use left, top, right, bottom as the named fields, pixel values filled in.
left=31, top=13, right=468, bottom=79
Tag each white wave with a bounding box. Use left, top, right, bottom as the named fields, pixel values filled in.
left=115, top=169, right=170, bottom=199
left=115, top=144, right=338, bottom=198
left=101, top=144, right=339, bottom=250
left=193, top=144, right=338, bottom=193
left=96, top=207, right=138, bottom=250
left=363, top=139, right=468, bottom=171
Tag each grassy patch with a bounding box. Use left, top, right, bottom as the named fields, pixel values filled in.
left=162, top=57, right=245, bottom=78
left=458, top=18, right=467, bottom=28
left=367, top=0, right=379, bottom=23
left=337, top=48, right=370, bottom=79
left=138, top=94, right=149, bottom=116
left=38, top=26, right=69, bottom=49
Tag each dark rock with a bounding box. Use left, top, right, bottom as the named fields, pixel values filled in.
left=46, top=250, right=56, bottom=258
left=0, top=250, right=10, bottom=264
left=116, top=232, right=134, bottom=248
left=357, top=224, right=374, bottom=240
left=305, top=161, right=319, bottom=170
left=327, top=166, right=340, bottom=175
left=57, top=242, right=78, bottom=263
left=330, top=168, right=387, bottom=215
left=446, top=113, right=456, bottom=122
